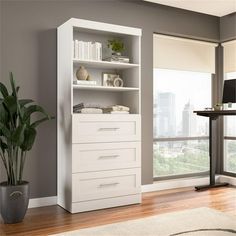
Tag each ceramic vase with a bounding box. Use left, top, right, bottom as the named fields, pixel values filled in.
left=76, top=66, right=88, bottom=80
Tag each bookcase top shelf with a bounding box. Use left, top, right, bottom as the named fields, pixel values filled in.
left=73, top=85, right=140, bottom=92
left=63, top=18, right=142, bottom=36
left=73, top=59, right=140, bottom=69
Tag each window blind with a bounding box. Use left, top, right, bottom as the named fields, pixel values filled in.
left=222, top=40, right=236, bottom=73
left=153, top=34, right=218, bottom=73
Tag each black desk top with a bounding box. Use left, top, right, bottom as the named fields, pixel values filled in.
left=194, top=110, right=236, bottom=117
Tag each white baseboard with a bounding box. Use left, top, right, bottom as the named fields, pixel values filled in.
left=219, top=175, right=236, bottom=186
left=28, top=175, right=235, bottom=208
left=141, top=176, right=222, bottom=193
left=28, top=196, right=57, bottom=208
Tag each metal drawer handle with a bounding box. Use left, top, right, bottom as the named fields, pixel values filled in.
left=98, top=128, right=120, bottom=131
left=99, top=155, right=119, bottom=159
left=99, top=182, right=119, bottom=188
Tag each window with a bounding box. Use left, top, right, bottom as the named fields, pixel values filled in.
left=153, top=34, right=217, bottom=179
left=153, top=69, right=211, bottom=178
left=222, top=39, right=236, bottom=174
left=224, top=72, right=236, bottom=174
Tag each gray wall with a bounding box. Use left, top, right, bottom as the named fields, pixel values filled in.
left=220, top=12, right=236, bottom=41
left=0, top=0, right=220, bottom=198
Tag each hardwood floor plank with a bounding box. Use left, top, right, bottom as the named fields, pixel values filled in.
left=0, top=187, right=236, bottom=235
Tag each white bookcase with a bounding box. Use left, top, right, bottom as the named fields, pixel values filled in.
left=57, top=18, right=142, bottom=213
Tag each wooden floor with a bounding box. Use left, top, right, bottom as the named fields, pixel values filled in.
left=1, top=187, right=236, bottom=235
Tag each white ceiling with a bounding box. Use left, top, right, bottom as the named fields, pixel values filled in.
left=144, top=0, right=236, bottom=17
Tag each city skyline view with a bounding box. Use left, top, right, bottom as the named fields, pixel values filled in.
left=153, top=69, right=212, bottom=138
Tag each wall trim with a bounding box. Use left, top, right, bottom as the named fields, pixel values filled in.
left=28, top=175, right=235, bottom=208
left=219, top=175, right=236, bottom=186
left=141, top=176, right=220, bottom=193
left=29, top=196, right=57, bottom=208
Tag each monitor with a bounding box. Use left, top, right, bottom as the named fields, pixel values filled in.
left=222, top=79, right=236, bottom=104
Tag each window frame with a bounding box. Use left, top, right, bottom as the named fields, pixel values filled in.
left=221, top=71, right=236, bottom=177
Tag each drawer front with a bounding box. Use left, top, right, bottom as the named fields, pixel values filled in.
left=72, top=142, right=141, bottom=173
left=72, top=114, right=141, bottom=143
left=72, top=169, right=141, bottom=202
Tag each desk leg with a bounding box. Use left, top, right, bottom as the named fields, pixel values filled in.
left=195, top=117, right=228, bottom=191
left=210, top=117, right=216, bottom=185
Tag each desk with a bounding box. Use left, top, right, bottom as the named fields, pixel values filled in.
left=194, top=110, right=236, bottom=191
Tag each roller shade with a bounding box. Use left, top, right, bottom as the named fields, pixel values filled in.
left=222, top=40, right=236, bottom=73
left=153, top=34, right=218, bottom=73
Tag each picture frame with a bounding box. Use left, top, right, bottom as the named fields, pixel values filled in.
left=102, top=73, right=119, bottom=87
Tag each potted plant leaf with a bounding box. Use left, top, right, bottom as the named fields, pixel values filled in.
left=107, top=39, right=124, bottom=56
left=0, top=73, right=54, bottom=224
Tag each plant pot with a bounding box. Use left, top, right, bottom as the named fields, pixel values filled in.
left=0, top=181, right=29, bottom=224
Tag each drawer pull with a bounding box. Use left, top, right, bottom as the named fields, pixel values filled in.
left=99, top=155, right=119, bottom=159
left=98, top=128, right=120, bottom=131
left=99, top=182, right=119, bottom=188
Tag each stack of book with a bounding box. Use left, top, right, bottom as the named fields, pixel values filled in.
left=73, top=40, right=102, bottom=61
left=103, top=55, right=130, bottom=63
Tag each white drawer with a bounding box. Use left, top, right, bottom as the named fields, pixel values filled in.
left=72, top=114, right=141, bottom=143
left=72, top=142, right=141, bottom=173
left=72, top=168, right=141, bottom=202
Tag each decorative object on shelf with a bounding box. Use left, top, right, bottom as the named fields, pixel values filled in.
left=112, top=105, right=130, bottom=112
left=73, top=103, right=103, bottom=114
left=113, top=76, right=124, bottom=87
left=76, top=66, right=90, bottom=80
left=0, top=73, right=54, bottom=224
left=102, top=73, right=123, bottom=87
left=105, top=39, right=130, bottom=63
left=103, top=105, right=130, bottom=114
left=213, top=103, right=223, bottom=111
left=73, top=80, right=97, bottom=86
left=107, top=39, right=124, bottom=56
left=102, top=73, right=118, bottom=87
left=103, top=55, right=130, bottom=63
left=81, top=108, right=103, bottom=114
left=73, top=103, right=85, bottom=113
left=74, top=40, right=102, bottom=61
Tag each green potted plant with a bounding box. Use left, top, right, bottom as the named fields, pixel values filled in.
left=107, top=39, right=124, bottom=56
left=0, top=73, right=54, bottom=224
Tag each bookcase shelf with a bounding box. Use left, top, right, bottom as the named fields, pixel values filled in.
left=73, top=59, right=140, bottom=69
left=73, top=84, right=139, bottom=92
left=57, top=18, right=142, bottom=214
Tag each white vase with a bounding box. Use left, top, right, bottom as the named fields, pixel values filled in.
left=76, top=66, right=88, bottom=80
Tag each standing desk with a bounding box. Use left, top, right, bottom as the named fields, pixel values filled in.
left=194, top=110, right=236, bottom=190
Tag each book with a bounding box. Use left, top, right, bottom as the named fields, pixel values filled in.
left=73, top=40, right=102, bottom=61
left=74, top=40, right=79, bottom=59
left=103, top=55, right=130, bottom=63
